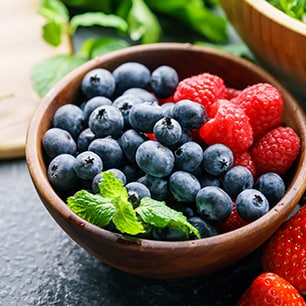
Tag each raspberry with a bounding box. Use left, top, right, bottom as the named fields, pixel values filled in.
left=199, top=100, right=253, bottom=153
left=216, top=202, right=249, bottom=233
left=233, top=151, right=256, bottom=178
left=235, top=83, right=283, bottom=139
left=173, top=72, right=225, bottom=115
left=223, top=87, right=241, bottom=102
left=250, top=126, right=300, bottom=176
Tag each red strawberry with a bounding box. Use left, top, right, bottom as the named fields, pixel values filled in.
left=233, top=151, right=256, bottom=178
left=237, top=272, right=306, bottom=305
left=262, top=205, right=306, bottom=294
left=235, top=83, right=283, bottom=139
left=216, top=201, right=249, bottom=233
left=173, top=72, right=225, bottom=115
left=199, top=100, right=253, bottom=153
left=250, top=126, right=300, bottom=176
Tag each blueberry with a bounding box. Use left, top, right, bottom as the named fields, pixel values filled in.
left=42, top=128, right=77, bottom=159
left=83, top=96, right=112, bottom=123
left=198, top=173, right=222, bottom=188
left=52, top=104, right=84, bottom=139
left=88, top=137, right=123, bottom=169
left=169, top=171, right=201, bottom=203
left=171, top=202, right=195, bottom=219
left=77, top=128, right=95, bottom=153
left=172, top=99, right=208, bottom=130
left=119, top=129, right=148, bottom=163
left=255, top=173, right=285, bottom=206
left=128, top=101, right=163, bottom=133
left=196, top=186, right=233, bottom=222
left=113, top=94, right=144, bottom=129
left=123, top=88, right=157, bottom=103
left=73, top=151, right=103, bottom=180
left=135, top=140, right=175, bottom=178
left=137, top=174, right=168, bottom=201
left=112, top=62, right=151, bottom=95
left=188, top=216, right=218, bottom=238
left=81, top=68, right=115, bottom=99
left=223, top=166, right=254, bottom=198
left=88, top=105, right=124, bottom=138
left=168, top=129, right=193, bottom=151
left=153, top=116, right=182, bottom=146
left=126, top=182, right=151, bottom=207
left=236, top=189, right=269, bottom=222
left=120, top=163, right=145, bottom=183
left=152, top=223, right=189, bottom=241
left=48, top=154, right=78, bottom=190
left=202, top=143, right=234, bottom=176
left=174, top=141, right=204, bottom=172
left=150, top=65, right=179, bottom=98
left=161, top=102, right=175, bottom=117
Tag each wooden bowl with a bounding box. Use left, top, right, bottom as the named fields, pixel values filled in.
left=26, top=43, right=306, bottom=279
left=220, top=0, right=306, bottom=98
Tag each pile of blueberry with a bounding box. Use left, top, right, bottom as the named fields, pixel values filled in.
left=43, top=62, right=286, bottom=240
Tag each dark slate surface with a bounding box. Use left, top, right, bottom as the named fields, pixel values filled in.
left=0, top=159, right=264, bottom=306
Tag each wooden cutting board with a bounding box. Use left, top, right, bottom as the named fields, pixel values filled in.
left=0, top=0, right=69, bottom=159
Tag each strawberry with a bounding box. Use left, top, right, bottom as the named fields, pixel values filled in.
left=262, top=205, right=306, bottom=294
left=237, top=272, right=306, bottom=305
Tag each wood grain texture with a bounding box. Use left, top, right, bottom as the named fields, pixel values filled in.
left=0, top=0, right=69, bottom=159
left=220, top=0, right=306, bottom=98
left=26, top=43, right=306, bottom=278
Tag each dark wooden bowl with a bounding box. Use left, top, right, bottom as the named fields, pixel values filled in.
left=26, top=43, right=306, bottom=279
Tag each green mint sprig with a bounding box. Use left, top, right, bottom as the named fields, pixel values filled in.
left=67, top=171, right=200, bottom=239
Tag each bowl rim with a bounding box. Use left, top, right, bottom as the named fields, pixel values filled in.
left=26, top=42, right=306, bottom=250
left=245, top=0, right=306, bottom=35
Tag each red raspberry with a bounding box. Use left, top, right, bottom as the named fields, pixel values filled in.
left=173, top=72, right=225, bottom=115
left=250, top=126, right=300, bottom=176
left=199, top=100, right=253, bottom=153
left=235, top=83, right=283, bottom=139
left=223, top=87, right=241, bottom=102
left=233, top=151, right=256, bottom=178
left=216, top=202, right=249, bottom=233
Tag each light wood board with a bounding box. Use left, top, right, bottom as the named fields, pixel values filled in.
left=0, top=0, right=69, bottom=159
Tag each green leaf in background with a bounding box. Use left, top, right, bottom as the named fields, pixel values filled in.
left=145, top=0, right=227, bottom=43
left=39, top=0, right=69, bottom=23
left=120, top=0, right=162, bottom=43
left=67, top=190, right=116, bottom=227
left=78, top=37, right=130, bottom=59
left=42, top=21, right=63, bottom=46
left=266, top=0, right=306, bottom=21
left=136, top=197, right=200, bottom=238
left=69, top=12, right=128, bottom=35
left=31, top=54, right=87, bottom=97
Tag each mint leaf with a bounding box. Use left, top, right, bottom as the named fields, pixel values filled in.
left=67, top=190, right=116, bottom=227
left=136, top=197, right=200, bottom=239
left=98, top=171, right=128, bottom=201
left=69, top=12, right=128, bottom=35
left=98, top=172, right=144, bottom=235
left=31, top=54, right=87, bottom=97
left=88, top=37, right=129, bottom=58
